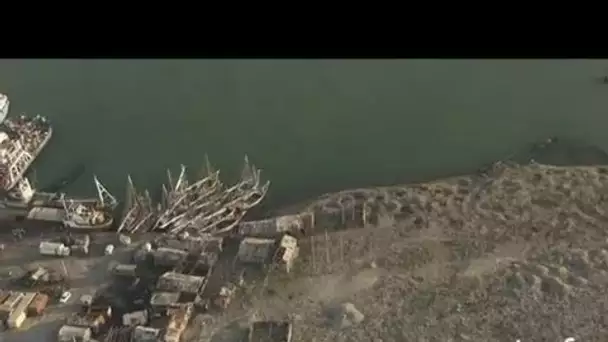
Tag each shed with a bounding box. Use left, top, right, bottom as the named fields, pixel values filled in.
left=161, top=235, right=224, bottom=254
left=156, top=272, right=205, bottom=294
left=27, top=293, right=50, bottom=316
left=122, top=310, right=148, bottom=326
left=132, top=326, right=160, bottom=342
left=11, top=292, right=36, bottom=316
left=57, top=325, right=92, bottom=342
left=7, top=311, right=26, bottom=329
left=150, top=291, right=180, bottom=307
left=111, top=264, right=137, bottom=277
left=153, top=247, right=187, bottom=267
left=0, top=292, right=24, bottom=318
left=237, top=237, right=275, bottom=264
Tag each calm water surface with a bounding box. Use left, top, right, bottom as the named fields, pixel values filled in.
left=0, top=59, right=607, bottom=211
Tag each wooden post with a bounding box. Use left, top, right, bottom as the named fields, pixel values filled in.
left=339, top=230, right=344, bottom=265
left=310, top=235, right=316, bottom=275
left=324, top=229, right=330, bottom=268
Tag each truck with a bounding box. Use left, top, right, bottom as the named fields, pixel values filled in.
left=39, top=241, right=70, bottom=257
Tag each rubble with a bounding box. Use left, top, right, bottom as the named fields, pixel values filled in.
left=163, top=304, right=193, bottom=342
left=237, top=212, right=314, bottom=238
left=331, top=302, right=365, bottom=328
left=238, top=234, right=300, bottom=272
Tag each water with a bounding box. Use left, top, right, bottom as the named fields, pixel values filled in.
left=1, top=59, right=607, bottom=211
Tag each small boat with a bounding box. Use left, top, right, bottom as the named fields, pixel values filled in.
left=61, top=176, right=118, bottom=230
left=0, top=93, right=9, bottom=124
left=63, top=201, right=114, bottom=230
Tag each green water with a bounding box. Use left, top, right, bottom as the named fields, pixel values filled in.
left=1, top=59, right=607, bottom=210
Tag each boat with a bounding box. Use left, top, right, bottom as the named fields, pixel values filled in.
left=62, top=200, right=114, bottom=230
left=0, top=93, right=9, bottom=124
left=150, top=155, right=270, bottom=236
left=0, top=115, right=53, bottom=191
left=116, top=175, right=155, bottom=233
left=61, top=176, right=118, bottom=230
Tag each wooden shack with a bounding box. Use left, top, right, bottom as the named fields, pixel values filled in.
left=27, top=293, right=50, bottom=316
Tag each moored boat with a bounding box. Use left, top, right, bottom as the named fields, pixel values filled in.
left=61, top=176, right=118, bottom=230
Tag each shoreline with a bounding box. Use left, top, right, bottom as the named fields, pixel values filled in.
left=268, top=135, right=608, bottom=220
left=263, top=162, right=608, bottom=237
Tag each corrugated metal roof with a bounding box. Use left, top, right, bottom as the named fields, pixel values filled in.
left=57, top=325, right=92, bottom=341
left=237, top=237, right=275, bottom=263
left=150, top=291, right=180, bottom=306
left=132, top=326, right=160, bottom=342
left=156, top=272, right=205, bottom=293
left=153, top=247, right=187, bottom=266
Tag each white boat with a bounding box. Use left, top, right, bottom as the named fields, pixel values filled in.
left=61, top=176, right=118, bottom=230
left=0, top=93, right=9, bottom=124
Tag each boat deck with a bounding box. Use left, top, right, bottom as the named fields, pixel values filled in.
left=29, top=192, right=98, bottom=208
left=26, top=207, right=65, bottom=222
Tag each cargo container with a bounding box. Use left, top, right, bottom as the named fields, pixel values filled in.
left=27, top=293, right=50, bottom=317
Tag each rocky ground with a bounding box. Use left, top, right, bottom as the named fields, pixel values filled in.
left=184, top=163, right=608, bottom=342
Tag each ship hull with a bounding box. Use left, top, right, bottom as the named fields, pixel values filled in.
left=63, top=217, right=114, bottom=230
left=5, top=126, right=53, bottom=191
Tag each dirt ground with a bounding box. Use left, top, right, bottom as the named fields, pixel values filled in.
left=182, top=163, right=608, bottom=342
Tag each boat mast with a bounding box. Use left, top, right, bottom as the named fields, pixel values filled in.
left=93, top=175, right=118, bottom=209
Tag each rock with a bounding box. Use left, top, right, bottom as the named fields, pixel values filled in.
left=334, top=302, right=364, bottom=328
